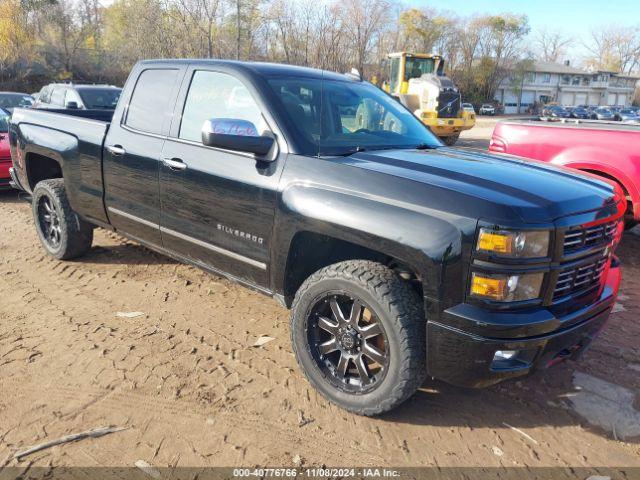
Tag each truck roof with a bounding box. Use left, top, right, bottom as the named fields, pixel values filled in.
left=138, top=59, right=356, bottom=82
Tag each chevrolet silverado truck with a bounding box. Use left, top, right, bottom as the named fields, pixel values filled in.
left=9, top=60, right=626, bottom=415
left=490, top=118, right=639, bottom=229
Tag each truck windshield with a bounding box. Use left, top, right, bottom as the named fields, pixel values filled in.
left=78, top=88, right=122, bottom=109
left=404, top=57, right=435, bottom=81
left=268, top=78, right=440, bottom=156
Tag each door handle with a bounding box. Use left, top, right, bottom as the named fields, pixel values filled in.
left=162, top=157, right=187, bottom=171
left=106, top=144, right=126, bottom=156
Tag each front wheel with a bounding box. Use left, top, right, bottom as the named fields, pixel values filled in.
left=32, top=178, right=94, bottom=260
left=439, top=134, right=460, bottom=146
left=290, top=260, right=426, bottom=416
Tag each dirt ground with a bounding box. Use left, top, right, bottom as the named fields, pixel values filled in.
left=1, top=128, right=640, bottom=470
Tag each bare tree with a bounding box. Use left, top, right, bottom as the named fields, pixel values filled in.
left=340, top=0, right=389, bottom=74
left=535, top=28, right=571, bottom=62
left=174, top=0, right=221, bottom=58
left=585, top=26, right=640, bottom=74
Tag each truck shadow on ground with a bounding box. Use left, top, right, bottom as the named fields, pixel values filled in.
left=84, top=244, right=178, bottom=266
left=0, top=189, right=27, bottom=204
left=381, top=365, right=640, bottom=444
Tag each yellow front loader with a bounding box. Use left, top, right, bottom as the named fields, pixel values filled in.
left=382, top=52, right=475, bottom=146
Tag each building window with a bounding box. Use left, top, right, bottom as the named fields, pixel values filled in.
left=525, top=72, right=535, bottom=83
left=571, top=76, right=580, bottom=86
left=561, top=75, right=570, bottom=85
left=581, top=77, right=590, bottom=86
left=542, top=73, right=551, bottom=83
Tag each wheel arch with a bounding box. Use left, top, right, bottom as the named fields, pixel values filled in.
left=25, top=151, right=63, bottom=191
left=550, top=150, right=639, bottom=220
left=280, top=231, right=424, bottom=307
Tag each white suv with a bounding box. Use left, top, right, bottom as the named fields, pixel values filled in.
left=479, top=104, right=496, bottom=115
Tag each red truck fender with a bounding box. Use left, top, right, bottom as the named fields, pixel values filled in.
left=548, top=147, right=639, bottom=217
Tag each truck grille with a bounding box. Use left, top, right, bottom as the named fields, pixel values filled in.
left=554, top=258, right=608, bottom=299
left=563, top=221, right=617, bottom=254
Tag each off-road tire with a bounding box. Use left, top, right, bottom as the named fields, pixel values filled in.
left=440, top=134, right=460, bottom=146
left=290, top=260, right=426, bottom=416
left=32, top=178, right=94, bottom=260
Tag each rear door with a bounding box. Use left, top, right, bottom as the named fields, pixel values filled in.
left=159, top=66, right=285, bottom=289
left=103, top=66, right=185, bottom=246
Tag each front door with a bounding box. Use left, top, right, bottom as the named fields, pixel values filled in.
left=159, top=68, right=284, bottom=289
left=103, top=67, right=183, bottom=246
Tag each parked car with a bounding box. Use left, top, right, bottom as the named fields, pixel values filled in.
left=490, top=118, right=639, bottom=229
left=569, top=106, right=590, bottom=119
left=0, top=92, right=34, bottom=113
left=34, top=83, right=122, bottom=111
left=591, top=107, right=615, bottom=120
left=0, top=108, right=11, bottom=188
left=461, top=102, right=476, bottom=113
left=607, top=106, right=623, bottom=116
left=10, top=59, right=626, bottom=416
left=479, top=103, right=495, bottom=115
left=614, top=108, right=640, bottom=122
left=541, top=105, right=571, bottom=118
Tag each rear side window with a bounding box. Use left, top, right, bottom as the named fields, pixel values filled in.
left=39, top=87, right=52, bottom=104
left=125, top=69, right=179, bottom=134
left=50, top=88, right=65, bottom=106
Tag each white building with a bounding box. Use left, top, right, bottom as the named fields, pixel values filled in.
left=494, top=61, right=640, bottom=114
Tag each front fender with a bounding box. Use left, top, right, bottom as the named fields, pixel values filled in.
left=271, top=182, right=476, bottom=306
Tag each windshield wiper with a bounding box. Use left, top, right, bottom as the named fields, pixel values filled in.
left=335, top=146, right=368, bottom=157
left=415, top=143, right=438, bottom=150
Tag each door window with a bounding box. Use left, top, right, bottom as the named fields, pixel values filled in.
left=125, top=69, right=179, bottom=135
left=39, top=87, right=51, bottom=104
left=179, top=71, right=269, bottom=143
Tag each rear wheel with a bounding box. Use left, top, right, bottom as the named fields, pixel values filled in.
left=290, top=260, right=426, bottom=416
left=439, top=134, right=460, bottom=146
left=32, top=179, right=93, bottom=260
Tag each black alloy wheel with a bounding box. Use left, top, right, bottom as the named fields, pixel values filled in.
left=307, top=293, right=389, bottom=393
left=37, top=194, right=62, bottom=249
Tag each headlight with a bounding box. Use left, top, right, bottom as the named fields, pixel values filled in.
left=470, top=272, right=544, bottom=302
left=477, top=228, right=549, bottom=258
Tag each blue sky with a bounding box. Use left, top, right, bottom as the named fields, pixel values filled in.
left=406, top=0, right=640, bottom=63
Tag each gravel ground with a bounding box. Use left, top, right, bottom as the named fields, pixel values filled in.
left=1, top=125, right=639, bottom=470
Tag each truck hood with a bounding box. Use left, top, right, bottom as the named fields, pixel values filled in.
left=342, top=147, right=617, bottom=224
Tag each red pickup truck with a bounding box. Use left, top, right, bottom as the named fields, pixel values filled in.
left=490, top=119, right=639, bottom=228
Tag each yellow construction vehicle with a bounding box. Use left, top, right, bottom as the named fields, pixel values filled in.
left=382, top=52, right=475, bottom=145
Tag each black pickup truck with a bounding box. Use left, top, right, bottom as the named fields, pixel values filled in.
left=9, top=60, right=626, bottom=415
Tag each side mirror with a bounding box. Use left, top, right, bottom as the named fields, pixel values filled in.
left=201, top=118, right=275, bottom=158
left=65, top=101, right=79, bottom=109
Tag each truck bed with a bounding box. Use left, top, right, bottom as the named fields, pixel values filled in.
left=501, top=117, right=640, bottom=133
left=9, top=107, right=110, bottom=224
left=31, top=107, right=115, bottom=123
